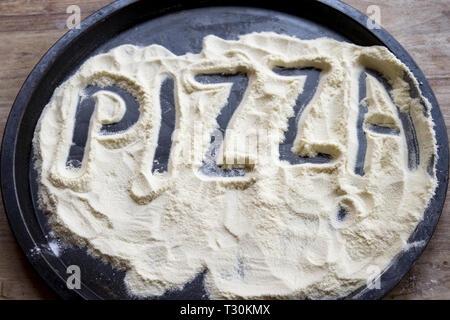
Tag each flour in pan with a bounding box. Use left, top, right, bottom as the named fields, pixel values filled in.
left=33, top=32, right=437, bottom=299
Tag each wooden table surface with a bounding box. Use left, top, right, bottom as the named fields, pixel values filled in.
left=0, top=0, right=448, bottom=300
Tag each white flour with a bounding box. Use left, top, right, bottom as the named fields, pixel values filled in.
left=33, top=33, right=437, bottom=299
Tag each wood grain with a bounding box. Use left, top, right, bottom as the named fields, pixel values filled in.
left=0, top=0, right=448, bottom=300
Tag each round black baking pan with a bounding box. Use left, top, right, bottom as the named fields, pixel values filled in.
left=1, top=0, right=448, bottom=300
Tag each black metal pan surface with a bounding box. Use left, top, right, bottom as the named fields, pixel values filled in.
left=1, top=0, right=448, bottom=299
